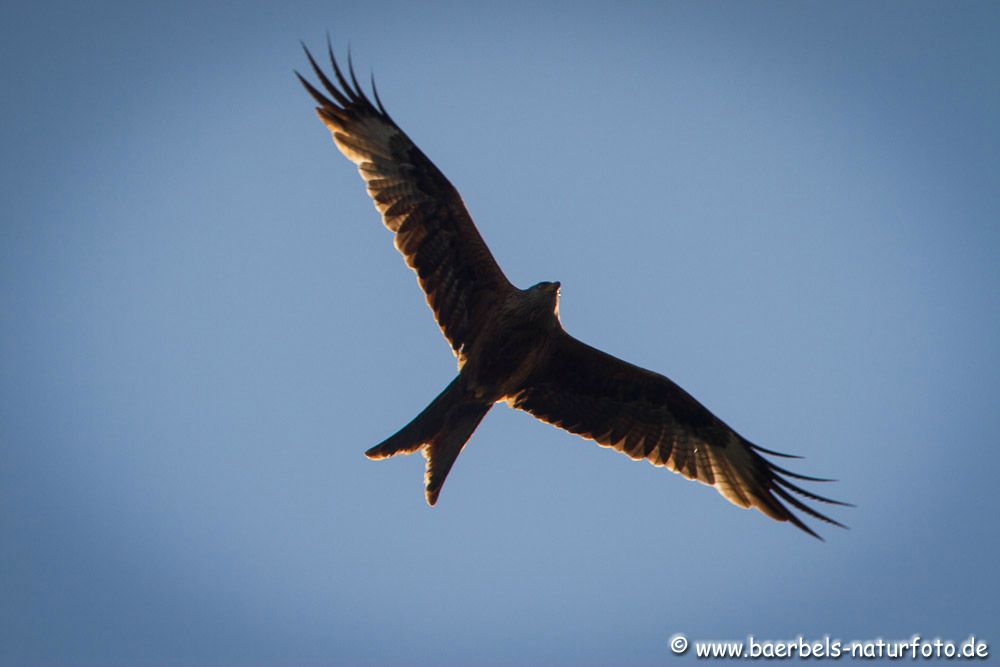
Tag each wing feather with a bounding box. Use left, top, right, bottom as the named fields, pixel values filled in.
left=512, top=332, right=849, bottom=539
left=298, top=45, right=515, bottom=359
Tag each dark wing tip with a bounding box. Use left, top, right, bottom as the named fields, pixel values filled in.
left=749, top=445, right=851, bottom=539
left=751, top=443, right=803, bottom=459
left=297, top=39, right=386, bottom=117
left=295, top=70, right=334, bottom=107
left=773, top=480, right=850, bottom=539
left=371, top=72, right=389, bottom=116
left=769, top=461, right=838, bottom=483
left=327, top=41, right=357, bottom=101
left=346, top=50, right=366, bottom=99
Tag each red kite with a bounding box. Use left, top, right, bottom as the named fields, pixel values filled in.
left=298, top=45, right=847, bottom=538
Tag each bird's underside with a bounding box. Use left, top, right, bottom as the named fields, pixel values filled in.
left=298, top=43, right=849, bottom=539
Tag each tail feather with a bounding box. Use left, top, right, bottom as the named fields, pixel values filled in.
left=365, top=377, right=460, bottom=460
left=364, top=377, right=491, bottom=505
left=423, top=402, right=490, bottom=505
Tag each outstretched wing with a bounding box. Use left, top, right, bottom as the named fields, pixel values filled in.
left=511, top=332, right=848, bottom=538
left=297, top=45, right=515, bottom=359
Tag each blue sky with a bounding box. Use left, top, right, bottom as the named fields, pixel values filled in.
left=2, top=1, right=998, bottom=665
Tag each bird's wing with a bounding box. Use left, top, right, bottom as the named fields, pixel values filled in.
left=511, top=331, right=848, bottom=538
left=298, top=45, right=515, bottom=358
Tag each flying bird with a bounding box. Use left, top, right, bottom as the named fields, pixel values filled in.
left=297, top=44, right=848, bottom=538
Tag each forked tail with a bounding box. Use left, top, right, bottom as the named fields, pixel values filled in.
left=365, top=377, right=491, bottom=505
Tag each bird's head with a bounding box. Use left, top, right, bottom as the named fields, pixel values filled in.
left=529, top=280, right=561, bottom=321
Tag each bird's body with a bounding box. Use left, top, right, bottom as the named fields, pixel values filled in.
left=298, top=44, right=848, bottom=538
left=463, top=282, right=561, bottom=400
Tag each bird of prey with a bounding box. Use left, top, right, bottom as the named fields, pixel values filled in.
left=297, top=44, right=848, bottom=538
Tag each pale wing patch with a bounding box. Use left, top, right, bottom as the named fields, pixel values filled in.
left=325, top=114, right=402, bottom=165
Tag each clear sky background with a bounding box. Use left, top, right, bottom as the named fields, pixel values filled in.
left=2, top=2, right=998, bottom=665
